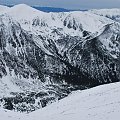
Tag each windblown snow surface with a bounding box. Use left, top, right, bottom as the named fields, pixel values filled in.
left=0, top=82, right=120, bottom=120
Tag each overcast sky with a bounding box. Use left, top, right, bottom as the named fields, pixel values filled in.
left=0, top=0, right=120, bottom=9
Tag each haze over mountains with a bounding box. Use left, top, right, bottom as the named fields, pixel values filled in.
left=0, top=4, right=120, bottom=117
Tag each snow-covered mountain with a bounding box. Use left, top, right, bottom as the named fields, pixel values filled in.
left=1, top=82, right=120, bottom=120
left=0, top=4, right=120, bottom=112
left=0, top=5, right=10, bottom=13
left=89, top=8, right=120, bottom=23
left=0, top=13, right=72, bottom=112
left=1, top=4, right=113, bottom=35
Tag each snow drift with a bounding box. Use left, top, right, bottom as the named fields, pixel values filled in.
left=0, top=82, right=120, bottom=120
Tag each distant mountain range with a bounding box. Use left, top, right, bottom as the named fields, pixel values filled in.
left=33, top=6, right=72, bottom=12
left=33, top=6, right=88, bottom=12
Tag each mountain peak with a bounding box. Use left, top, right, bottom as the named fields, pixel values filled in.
left=6, top=4, right=45, bottom=21
left=0, top=5, right=10, bottom=13
left=11, top=4, right=34, bottom=10
left=10, top=3, right=41, bottom=12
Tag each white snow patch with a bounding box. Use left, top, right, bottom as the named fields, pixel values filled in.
left=0, top=82, right=120, bottom=120
left=0, top=5, right=10, bottom=14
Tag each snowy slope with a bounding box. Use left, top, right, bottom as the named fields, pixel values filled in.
left=1, top=4, right=117, bottom=57
left=0, top=4, right=118, bottom=35
left=2, top=4, right=113, bottom=35
left=7, top=4, right=47, bottom=21
left=26, top=82, right=120, bottom=120
left=0, top=14, right=45, bottom=97
left=0, top=5, right=10, bottom=14
left=89, top=9, right=120, bottom=23
left=0, top=82, right=120, bottom=120
left=2, top=4, right=115, bottom=56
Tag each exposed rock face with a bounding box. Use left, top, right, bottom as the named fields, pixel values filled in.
left=0, top=14, right=74, bottom=112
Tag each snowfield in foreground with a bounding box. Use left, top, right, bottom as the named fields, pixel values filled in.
left=0, top=82, right=120, bottom=120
